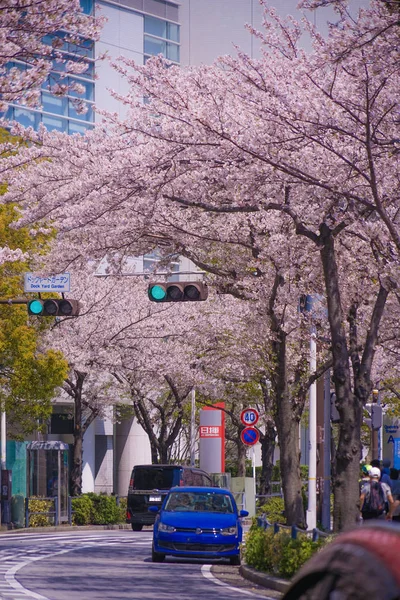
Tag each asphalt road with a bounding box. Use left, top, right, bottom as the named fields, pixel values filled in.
left=0, top=529, right=282, bottom=600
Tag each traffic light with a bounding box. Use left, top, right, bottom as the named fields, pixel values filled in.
left=27, top=299, right=81, bottom=317
left=365, top=403, right=383, bottom=430
left=148, top=282, right=208, bottom=303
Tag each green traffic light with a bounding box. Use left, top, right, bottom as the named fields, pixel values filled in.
left=28, top=299, right=43, bottom=315
left=149, top=285, right=167, bottom=302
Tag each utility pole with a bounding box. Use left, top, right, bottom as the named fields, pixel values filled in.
left=306, top=328, right=317, bottom=531
left=371, top=389, right=379, bottom=461
left=190, top=389, right=196, bottom=466
left=322, top=370, right=331, bottom=530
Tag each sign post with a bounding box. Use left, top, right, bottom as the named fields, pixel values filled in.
left=240, top=418, right=260, bottom=505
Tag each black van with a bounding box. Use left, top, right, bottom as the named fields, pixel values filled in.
left=126, top=464, right=212, bottom=530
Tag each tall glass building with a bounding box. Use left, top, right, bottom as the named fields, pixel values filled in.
left=5, top=0, right=180, bottom=133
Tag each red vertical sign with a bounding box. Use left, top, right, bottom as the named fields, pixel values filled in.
left=200, top=402, right=225, bottom=473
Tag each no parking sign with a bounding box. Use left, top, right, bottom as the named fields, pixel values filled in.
left=241, top=427, right=260, bottom=446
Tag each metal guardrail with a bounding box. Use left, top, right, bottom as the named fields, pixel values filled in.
left=257, top=514, right=331, bottom=542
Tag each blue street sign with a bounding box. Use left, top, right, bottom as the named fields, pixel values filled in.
left=394, top=438, right=400, bottom=470
left=241, top=426, right=260, bottom=446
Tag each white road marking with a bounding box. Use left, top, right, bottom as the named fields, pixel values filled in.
left=0, top=535, right=152, bottom=599
left=201, top=565, right=275, bottom=599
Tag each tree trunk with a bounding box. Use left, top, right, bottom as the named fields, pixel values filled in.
left=319, top=225, right=363, bottom=531
left=159, top=444, right=169, bottom=464
left=150, top=445, right=159, bottom=464
left=273, top=331, right=305, bottom=528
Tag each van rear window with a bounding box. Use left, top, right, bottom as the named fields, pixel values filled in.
left=133, top=467, right=179, bottom=490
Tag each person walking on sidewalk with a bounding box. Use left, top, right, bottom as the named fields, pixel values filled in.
left=360, top=466, right=394, bottom=521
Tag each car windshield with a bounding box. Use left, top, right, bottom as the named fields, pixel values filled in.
left=165, top=492, right=234, bottom=513
left=133, top=467, right=176, bottom=490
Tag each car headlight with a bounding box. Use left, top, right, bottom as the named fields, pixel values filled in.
left=159, top=522, right=176, bottom=533
left=220, top=525, right=238, bottom=536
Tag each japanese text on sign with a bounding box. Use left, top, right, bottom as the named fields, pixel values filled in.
left=199, top=426, right=221, bottom=438
left=24, top=273, right=71, bottom=292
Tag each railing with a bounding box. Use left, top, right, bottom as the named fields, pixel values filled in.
left=256, top=481, right=284, bottom=501
left=25, top=496, right=59, bottom=528
left=256, top=514, right=331, bottom=542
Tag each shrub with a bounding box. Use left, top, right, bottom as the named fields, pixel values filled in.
left=87, top=493, right=121, bottom=525
left=28, top=497, right=53, bottom=527
left=71, top=494, right=93, bottom=525
left=118, top=495, right=127, bottom=522
left=256, top=496, right=286, bottom=524
left=244, top=526, right=329, bottom=579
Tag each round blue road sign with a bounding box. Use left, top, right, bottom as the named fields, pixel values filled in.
left=241, top=426, right=260, bottom=446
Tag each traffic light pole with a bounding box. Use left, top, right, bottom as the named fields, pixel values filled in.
left=306, top=328, right=317, bottom=531
left=371, top=389, right=379, bottom=461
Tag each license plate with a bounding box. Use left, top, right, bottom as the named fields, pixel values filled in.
left=149, top=495, right=162, bottom=502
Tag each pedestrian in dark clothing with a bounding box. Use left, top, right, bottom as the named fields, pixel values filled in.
left=370, top=459, right=392, bottom=490
left=360, top=467, right=394, bottom=521
left=382, top=458, right=391, bottom=476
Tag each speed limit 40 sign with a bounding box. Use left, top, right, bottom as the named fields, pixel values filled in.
left=240, top=407, right=259, bottom=427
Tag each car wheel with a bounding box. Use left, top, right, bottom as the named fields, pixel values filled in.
left=131, top=523, right=143, bottom=531
left=230, top=555, right=241, bottom=566
left=152, top=544, right=165, bottom=563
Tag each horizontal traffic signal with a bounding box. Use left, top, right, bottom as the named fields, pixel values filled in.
left=148, top=282, right=208, bottom=303
left=27, top=299, right=81, bottom=317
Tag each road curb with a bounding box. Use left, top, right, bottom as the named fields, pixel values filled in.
left=0, top=524, right=134, bottom=534
left=240, top=564, right=290, bottom=593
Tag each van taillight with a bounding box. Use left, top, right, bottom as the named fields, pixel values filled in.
left=179, top=479, right=184, bottom=486
left=128, top=476, right=134, bottom=493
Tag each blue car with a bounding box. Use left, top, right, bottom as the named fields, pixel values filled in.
left=150, top=486, right=249, bottom=565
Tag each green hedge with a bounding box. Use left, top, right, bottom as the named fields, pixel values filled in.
left=71, top=493, right=125, bottom=525
left=28, top=497, right=53, bottom=527
left=256, top=496, right=286, bottom=524
left=244, top=524, right=331, bottom=579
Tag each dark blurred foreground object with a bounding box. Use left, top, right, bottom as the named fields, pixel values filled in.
left=282, top=522, right=400, bottom=600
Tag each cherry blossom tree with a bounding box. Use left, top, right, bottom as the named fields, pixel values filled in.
left=0, top=0, right=104, bottom=113
left=2, top=0, right=400, bottom=530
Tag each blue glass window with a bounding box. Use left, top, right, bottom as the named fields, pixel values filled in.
left=144, top=16, right=167, bottom=39
left=68, top=121, right=92, bottom=135
left=42, top=114, right=68, bottom=132
left=166, top=43, right=179, bottom=62
left=68, top=77, right=94, bottom=101
left=68, top=100, right=93, bottom=122
left=80, top=0, right=93, bottom=15
left=42, top=92, right=68, bottom=116
left=144, top=16, right=180, bottom=43
left=68, top=38, right=94, bottom=58
left=12, top=108, right=40, bottom=129
left=167, top=23, right=179, bottom=43
left=144, top=36, right=166, bottom=57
